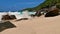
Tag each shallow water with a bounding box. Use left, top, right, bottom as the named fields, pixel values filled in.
left=19, top=12, right=36, bottom=15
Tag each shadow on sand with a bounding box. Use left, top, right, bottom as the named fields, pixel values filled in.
left=0, top=21, right=16, bottom=32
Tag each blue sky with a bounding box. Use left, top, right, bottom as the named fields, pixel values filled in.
left=0, top=0, right=45, bottom=11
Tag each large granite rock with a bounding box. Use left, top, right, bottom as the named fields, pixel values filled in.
left=45, top=8, right=59, bottom=17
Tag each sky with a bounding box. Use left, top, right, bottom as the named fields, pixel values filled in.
left=0, top=0, right=45, bottom=11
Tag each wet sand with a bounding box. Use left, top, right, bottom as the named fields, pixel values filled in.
left=0, top=15, right=60, bottom=34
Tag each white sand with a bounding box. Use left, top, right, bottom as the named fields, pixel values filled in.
left=0, top=15, right=60, bottom=34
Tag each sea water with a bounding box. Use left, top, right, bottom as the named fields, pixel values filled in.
left=19, top=12, right=36, bottom=15
left=28, top=12, right=36, bottom=15
left=0, top=11, right=36, bottom=15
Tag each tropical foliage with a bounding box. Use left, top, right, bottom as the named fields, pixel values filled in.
left=22, top=0, right=60, bottom=11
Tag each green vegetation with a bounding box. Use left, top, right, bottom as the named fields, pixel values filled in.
left=34, top=0, right=60, bottom=11
left=21, top=8, right=34, bottom=11
left=22, top=0, right=60, bottom=11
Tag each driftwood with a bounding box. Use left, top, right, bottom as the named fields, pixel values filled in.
left=16, top=18, right=28, bottom=21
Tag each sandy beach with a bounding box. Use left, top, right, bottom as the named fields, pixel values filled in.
left=0, top=15, right=60, bottom=34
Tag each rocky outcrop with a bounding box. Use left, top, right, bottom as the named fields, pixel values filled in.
left=35, top=11, right=41, bottom=17
left=2, top=15, right=10, bottom=20
left=10, top=15, right=16, bottom=19
left=2, top=15, right=16, bottom=20
left=45, top=8, right=59, bottom=17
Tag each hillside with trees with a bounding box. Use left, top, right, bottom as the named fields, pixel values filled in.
left=34, top=0, right=60, bottom=11
left=22, top=0, right=60, bottom=11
